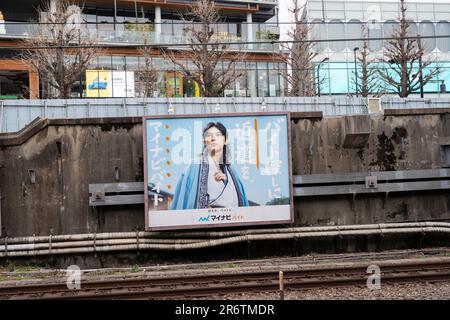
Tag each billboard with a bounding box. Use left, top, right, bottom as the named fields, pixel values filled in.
left=86, top=70, right=110, bottom=98
left=86, top=70, right=135, bottom=98
left=143, top=112, right=293, bottom=231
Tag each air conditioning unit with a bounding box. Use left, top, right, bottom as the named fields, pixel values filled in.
left=367, top=98, right=383, bottom=114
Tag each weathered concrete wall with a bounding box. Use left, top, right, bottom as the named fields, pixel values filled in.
left=0, top=118, right=145, bottom=237
left=292, top=109, right=450, bottom=226
left=291, top=111, right=450, bottom=174
left=1, top=110, right=450, bottom=237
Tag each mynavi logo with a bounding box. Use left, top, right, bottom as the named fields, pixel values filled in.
left=198, top=215, right=210, bottom=222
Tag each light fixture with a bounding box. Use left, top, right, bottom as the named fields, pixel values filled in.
left=168, top=101, right=175, bottom=115
left=215, top=103, right=221, bottom=112
left=261, top=98, right=267, bottom=111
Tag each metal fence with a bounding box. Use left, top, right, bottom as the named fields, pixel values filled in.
left=1, top=96, right=450, bottom=133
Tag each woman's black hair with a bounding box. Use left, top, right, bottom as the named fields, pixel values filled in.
left=203, top=122, right=228, bottom=171
left=203, top=122, right=227, bottom=138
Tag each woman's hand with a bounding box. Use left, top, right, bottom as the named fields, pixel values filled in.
left=214, top=170, right=226, bottom=182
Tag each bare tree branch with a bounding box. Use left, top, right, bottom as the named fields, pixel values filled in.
left=137, top=40, right=158, bottom=97
left=162, top=0, right=246, bottom=97
left=20, top=0, right=100, bottom=99
left=277, top=1, right=318, bottom=96
left=351, top=24, right=386, bottom=97
left=377, top=0, right=440, bottom=97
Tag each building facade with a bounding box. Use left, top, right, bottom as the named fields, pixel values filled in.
left=0, top=0, right=284, bottom=99
left=307, top=0, right=450, bottom=96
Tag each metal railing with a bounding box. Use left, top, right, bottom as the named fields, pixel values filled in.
left=1, top=96, right=450, bottom=133
left=0, top=22, right=280, bottom=52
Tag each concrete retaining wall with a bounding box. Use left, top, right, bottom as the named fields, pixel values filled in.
left=1, top=109, right=450, bottom=237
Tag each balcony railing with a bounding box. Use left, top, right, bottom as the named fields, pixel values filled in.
left=0, top=22, right=280, bottom=52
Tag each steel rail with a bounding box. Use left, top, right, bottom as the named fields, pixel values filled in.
left=1, top=259, right=450, bottom=299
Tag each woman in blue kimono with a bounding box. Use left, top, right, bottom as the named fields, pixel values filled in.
left=171, top=122, right=249, bottom=209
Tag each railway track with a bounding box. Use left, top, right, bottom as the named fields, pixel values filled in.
left=1, top=258, right=450, bottom=299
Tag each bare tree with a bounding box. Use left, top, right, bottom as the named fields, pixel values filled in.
left=378, top=0, right=440, bottom=97
left=351, top=25, right=385, bottom=97
left=162, top=0, right=246, bottom=97
left=137, top=44, right=158, bottom=97
left=21, top=0, right=99, bottom=99
left=279, top=1, right=319, bottom=96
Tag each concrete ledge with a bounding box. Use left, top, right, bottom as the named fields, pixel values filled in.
left=291, top=111, right=323, bottom=119
left=0, top=117, right=143, bottom=147
left=0, top=113, right=323, bottom=147
left=384, top=108, right=450, bottom=116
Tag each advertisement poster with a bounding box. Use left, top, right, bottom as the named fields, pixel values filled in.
left=143, top=113, right=293, bottom=231
left=86, top=70, right=110, bottom=98
left=86, top=70, right=135, bottom=97
left=112, top=71, right=135, bottom=97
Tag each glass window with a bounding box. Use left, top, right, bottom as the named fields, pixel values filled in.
left=383, top=20, right=398, bottom=50
left=279, top=63, right=286, bottom=96
left=112, top=56, right=125, bottom=70
left=268, top=63, right=279, bottom=97
left=257, top=62, right=269, bottom=97
left=378, top=2, right=398, bottom=12
left=234, top=62, right=247, bottom=97
left=172, top=19, right=183, bottom=36
left=383, top=20, right=398, bottom=38
left=229, top=23, right=237, bottom=37
left=161, top=19, right=172, bottom=36
left=328, top=20, right=345, bottom=52
left=253, top=23, right=259, bottom=49
left=152, top=57, right=166, bottom=72
left=437, top=21, right=450, bottom=52
left=115, top=15, right=125, bottom=38
left=310, top=19, right=327, bottom=51
left=327, top=63, right=347, bottom=94
left=126, top=56, right=139, bottom=71
left=419, top=21, right=436, bottom=53
left=247, top=62, right=257, bottom=97
left=98, top=56, right=112, bottom=69
left=368, top=22, right=382, bottom=52
left=347, top=19, right=363, bottom=51
left=87, top=56, right=98, bottom=69
left=155, top=71, right=166, bottom=97
left=407, top=21, right=418, bottom=37
left=361, top=3, right=380, bottom=21
left=218, top=23, right=227, bottom=36
left=84, top=14, right=97, bottom=34
left=315, top=62, right=329, bottom=95
left=97, top=15, right=114, bottom=28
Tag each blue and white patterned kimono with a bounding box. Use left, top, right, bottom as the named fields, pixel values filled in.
left=170, top=153, right=249, bottom=210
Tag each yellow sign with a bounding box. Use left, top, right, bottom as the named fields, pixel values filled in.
left=211, top=32, right=241, bottom=42
left=86, top=70, right=110, bottom=98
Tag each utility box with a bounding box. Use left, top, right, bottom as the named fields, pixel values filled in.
left=90, top=187, right=106, bottom=205
left=342, top=115, right=371, bottom=148
left=367, top=98, right=383, bottom=114
left=365, top=176, right=378, bottom=189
